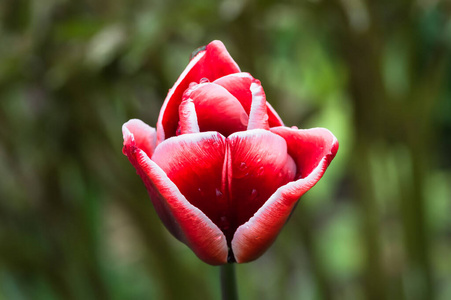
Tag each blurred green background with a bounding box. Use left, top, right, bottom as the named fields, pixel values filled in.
left=1, top=0, right=450, bottom=299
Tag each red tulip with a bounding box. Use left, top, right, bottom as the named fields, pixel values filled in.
left=122, top=40, right=338, bottom=265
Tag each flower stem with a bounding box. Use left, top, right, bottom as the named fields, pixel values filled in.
left=220, top=263, right=238, bottom=300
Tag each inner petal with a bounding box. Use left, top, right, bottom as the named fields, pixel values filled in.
left=187, top=83, right=249, bottom=136
left=213, top=73, right=284, bottom=128
left=213, top=73, right=253, bottom=115
left=158, top=41, right=240, bottom=143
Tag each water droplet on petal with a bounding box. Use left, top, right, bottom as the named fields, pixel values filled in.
left=189, top=82, right=197, bottom=88
left=212, top=141, right=220, bottom=148
left=215, top=188, right=224, bottom=200
left=234, top=162, right=249, bottom=178
left=257, top=166, right=264, bottom=176
left=250, top=189, right=259, bottom=201
left=199, top=77, right=210, bottom=83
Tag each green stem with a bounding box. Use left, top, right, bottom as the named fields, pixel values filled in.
left=220, top=263, right=238, bottom=300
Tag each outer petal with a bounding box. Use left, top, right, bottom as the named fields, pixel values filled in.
left=183, top=82, right=248, bottom=137
left=213, top=73, right=284, bottom=127
left=157, top=41, right=241, bottom=143
left=231, top=127, right=338, bottom=263
left=226, top=129, right=296, bottom=244
left=122, top=119, right=157, bottom=158
left=151, top=132, right=231, bottom=238
left=123, top=127, right=228, bottom=265
left=271, top=127, right=339, bottom=179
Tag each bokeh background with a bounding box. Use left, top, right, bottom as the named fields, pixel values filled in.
left=1, top=0, right=450, bottom=299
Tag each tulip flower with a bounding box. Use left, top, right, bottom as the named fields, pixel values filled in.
left=122, top=40, right=338, bottom=266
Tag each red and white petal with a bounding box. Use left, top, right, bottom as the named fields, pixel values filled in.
left=213, top=72, right=254, bottom=114
left=270, top=127, right=339, bottom=179
left=178, top=97, right=200, bottom=135
left=122, top=119, right=157, bottom=158
left=186, top=82, right=248, bottom=136
left=214, top=73, right=284, bottom=128
left=123, top=131, right=228, bottom=265
left=226, top=129, right=296, bottom=242
left=215, top=73, right=270, bottom=130
left=151, top=132, right=232, bottom=244
left=247, top=80, right=269, bottom=130
left=157, top=41, right=241, bottom=143
left=232, top=127, right=338, bottom=263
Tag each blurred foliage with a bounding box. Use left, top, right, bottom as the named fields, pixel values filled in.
left=1, top=0, right=450, bottom=299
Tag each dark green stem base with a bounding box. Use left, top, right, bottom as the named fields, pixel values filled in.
left=220, top=263, right=238, bottom=300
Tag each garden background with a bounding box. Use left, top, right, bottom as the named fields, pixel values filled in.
left=1, top=0, right=450, bottom=299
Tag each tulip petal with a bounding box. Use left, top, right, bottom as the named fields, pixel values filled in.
left=266, top=102, right=284, bottom=127
left=214, top=73, right=284, bottom=127
left=247, top=80, right=269, bottom=130
left=184, top=82, right=248, bottom=136
left=226, top=129, right=296, bottom=246
left=122, top=119, right=157, bottom=158
left=213, top=72, right=253, bottom=114
left=178, top=97, right=200, bottom=135
left=151, top=132, right=232, bottom=248
left=271, top=127, right=339, bottom=179
left=157, top=41, right=241, bottom=143
left=123, top=128, right=228, bottom=265
left=232, top=127, right=338, bottom=263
